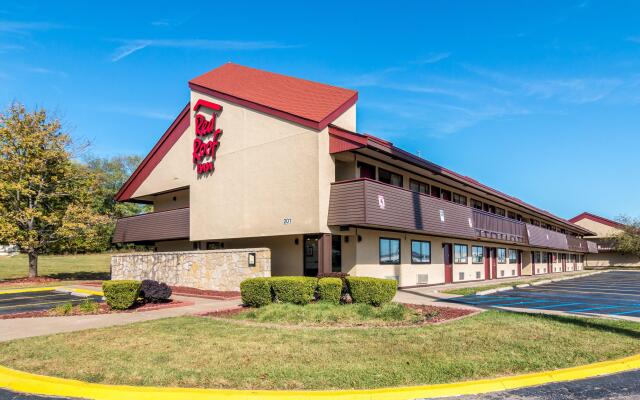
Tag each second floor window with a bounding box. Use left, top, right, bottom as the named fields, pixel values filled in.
left=472, top=246, right=484, bottom=264
left=507, top=211, right=516, bottom=220
left=496, top=207, right=506, bottom=217
left=452, top=193, right=467, bottom=206
left=378, top=168, right=403, bottom=187
left=454, top=244, right=468, bottom=264
left=471, top=199, right=483, bottom=210
left=441, top=189, right=452, bottom=201
left=409, top=179, right=429, bottom=194
left=379, top=238, right=401, bottom=264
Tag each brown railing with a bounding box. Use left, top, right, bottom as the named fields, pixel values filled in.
left=472, top=209, right=527, bottom=243
left=112, top=207, right=189, bottom=243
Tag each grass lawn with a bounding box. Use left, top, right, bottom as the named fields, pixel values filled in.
left=0, top=253, right=111, bottom=282
left=2, top=310, right=640, bottom=390
left=230, top=302, right=432, bottom=326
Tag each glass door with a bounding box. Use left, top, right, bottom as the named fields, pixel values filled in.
left=303, top=235, right=319, bottom=277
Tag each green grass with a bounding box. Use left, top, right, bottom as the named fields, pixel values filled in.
left=231, top=302, right=429, bottom=326
left=0, top=253, right=111, bottom=282
left=2, top=311, right=640, bottom=390
left=442, top=277, right=556, bottom=296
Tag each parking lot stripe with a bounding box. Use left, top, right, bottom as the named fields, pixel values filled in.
left=528, top=302, right=583, bottom=310
left=0, top=298, right=84, bottom=310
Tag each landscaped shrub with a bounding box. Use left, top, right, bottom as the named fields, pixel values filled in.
left=317, top=277, right=342, bottom=304
left=102, top=280, right=141, bottom=310
left=270, top=276, right=317, bottom=305
left=140, top=279, right=172, bottom=303
left=346, top=277, right=397, bottom=306
left=240, top=277, right=272, bottom=307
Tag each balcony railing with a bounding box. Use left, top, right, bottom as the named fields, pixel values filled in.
left=112, top=208, right=189, bottom=243
left=329, top=179, right=597, bottom=253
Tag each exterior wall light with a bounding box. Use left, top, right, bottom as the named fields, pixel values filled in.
left=248, top=252, right=256, bottom=267
left=295, top=238, right=299, bottom=245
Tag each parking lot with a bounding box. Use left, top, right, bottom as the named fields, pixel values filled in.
left=0, top=289, right=102, bottom=315
left=448, top=271, right=640, bottom=318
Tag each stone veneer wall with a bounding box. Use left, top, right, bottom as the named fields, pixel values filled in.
left=110, top=248, right=270, bottom=291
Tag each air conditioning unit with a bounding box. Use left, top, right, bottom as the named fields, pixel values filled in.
left=417, top=274, right=429, bottom=285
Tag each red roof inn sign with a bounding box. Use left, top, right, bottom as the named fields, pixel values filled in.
left=192, top=99, right=223, bottom=175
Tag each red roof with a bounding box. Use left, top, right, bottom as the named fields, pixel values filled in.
left=189, top=63, right=358, bottom=130
left=569, top=212, right=623, bottom=228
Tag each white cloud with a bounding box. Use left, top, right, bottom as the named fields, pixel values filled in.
left=411, top=52, right=451, bottom=65
left=26, top=66, right=68, bottom=78
left=110, top=39, right=301, bottom=62
left=0, top=21, right=63, bottom=34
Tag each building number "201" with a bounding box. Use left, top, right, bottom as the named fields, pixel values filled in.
left=283, top=218, right=293, bottom=225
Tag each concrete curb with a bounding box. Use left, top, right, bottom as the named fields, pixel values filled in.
left=1, top=353, right=640, bottom=400
left=475, top=272, right=600, bottom=296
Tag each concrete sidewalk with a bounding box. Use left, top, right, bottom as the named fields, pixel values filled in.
left=0, top=290, right=240, bottom=342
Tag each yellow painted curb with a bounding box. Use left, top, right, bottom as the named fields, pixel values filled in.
left=0, top=287, right=56, bottom=295
left=57, top=287, right=104, bottom=297
left=1, top=354, right=640, bottom=400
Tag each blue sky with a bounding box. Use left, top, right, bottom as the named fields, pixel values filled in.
left=1, top=1, right=638, bottom=221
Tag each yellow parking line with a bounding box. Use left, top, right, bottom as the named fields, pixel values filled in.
left=0, top=287, right=56, bottom=295
left=1, top=353, right=640, bottom=399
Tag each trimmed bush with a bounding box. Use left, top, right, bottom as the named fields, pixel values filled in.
left=140, top=280, right=172, bottom=303
left=346, top=277, right=397, bottom=306
left=270, top=277, right=317, bottom=305
left=317, top=277, right=342, bottom=304
left=240, top=278, right=272, bottom=307
left=102, top=280, right=141, bottom=310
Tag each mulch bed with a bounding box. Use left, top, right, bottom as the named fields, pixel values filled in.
left=0, top=277, right=61, bottom=287
left=82, top=282, right=241, bottom=300
left=0, top=299, right=194, bottom=320
left=201, top=303, right=477, bottom=328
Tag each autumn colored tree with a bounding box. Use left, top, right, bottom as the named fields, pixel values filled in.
left=0, top=103, right=110, bottom=277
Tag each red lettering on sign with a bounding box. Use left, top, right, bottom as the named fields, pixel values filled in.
left=192, top=101, right=223, bottom=175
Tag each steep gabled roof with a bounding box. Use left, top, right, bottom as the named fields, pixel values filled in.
left=189, top=63, right=358, bottom=130
left=569, top=212, right=624, bottom=228
left=329, top=125, right=594, bottom=236
left=115, top=103, right=190, bottom=202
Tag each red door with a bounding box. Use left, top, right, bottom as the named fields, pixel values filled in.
left=491, top=248, right=498, bottom=279
left=547, top=252, right=552, bottom=274
left=443, top=243, right=453, bottom=284
left=484, top=247, right=491, bottom=280
left=517, top=250, right=522, bottom=276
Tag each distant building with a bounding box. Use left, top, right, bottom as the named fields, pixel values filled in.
left=569, top=212, right=640, bottom=267
left=0, top=245, right=18, bottom=256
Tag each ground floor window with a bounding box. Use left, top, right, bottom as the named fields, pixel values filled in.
left=472, top=246, right=484, bottom=264
left=411, top=240, right=431, bottom=264
left=508, top=249, right=517, bottom=263
left=380, top=238, right=401, bottom=264
left=542, top=252, right=549, bottom=263
left=534, top=251, right=542, bottom=264
left=497, top=248, right=507, bottom=263
left=454, top=244, right=468, bottom=264
left=332, top=235, right=342, bottom=273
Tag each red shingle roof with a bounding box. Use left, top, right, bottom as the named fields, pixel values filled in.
left=189, top=63, right=358, bottom=130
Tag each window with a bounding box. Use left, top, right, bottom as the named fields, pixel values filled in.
left=516, top=214, right=524, bottom=222
left=430, top=185, right=441, bottom=198
left=534, top=251, right=542, bottom=264
left=553, top=253, right=558, bottom=262
left=532, top=219, right=541, bottom=227
left=497, top=248, right=507, bottom=264
left=454, top=244, right=468, bottom=264
left=379, top=238, right=400, bottom=264
left=409, top=179, right=428, bottom=194
left=472, top=246, right=484, bottom=264
left=332, top=235, right=342, bottom=273
left=496, top=207, right=506, bottom=217
left=358, top=162, right=376, bottom=179
left=508, top=249, right=518, bottom=263
left=378, top=168, right=403, bottom=187
left=471, top=199, right=483, bottom=210
left=542, top=252, right=549, bottom=263
left=452, top=193, right=467, bottom=206
left=441, top=189, right=452, bottom=201
left=206, top=241, right=224, bottom=250
left=411, top=240, right=431, bottom=264
left=507, top=211, right=516, bottom=220
left=484, top=203, right=496, bottom=214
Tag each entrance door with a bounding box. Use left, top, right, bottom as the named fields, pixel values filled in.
left=443, top=243, right=453, bottom=284
left=561, top=254, right=566, bottom=272
left=491, top=248, right=498, bottom=279
left=547, top=252, right=552, bottom=274
left=531, top=251, right=536, bottom=275
left=484, top=247, right=491, bottom=279
left=303, top=235, right=320, bottom=277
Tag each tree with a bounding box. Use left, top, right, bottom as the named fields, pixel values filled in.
left=0, top=102, right=110, bottom=277
left=611, top=216, right=640, bottom=257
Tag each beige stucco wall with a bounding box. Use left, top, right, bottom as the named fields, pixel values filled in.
left=154, top=189, right=189, bottom=212
left=587, top=252, right=640, bottom=267
left=331, top=104, right=356, bottom=132
left=214, top=235, right=302, bottom=276
left=110, top=248, right=270, bottom=291
left=132, top=90, right=348, bottom=241
left=572, top=218, right=622, bottom=238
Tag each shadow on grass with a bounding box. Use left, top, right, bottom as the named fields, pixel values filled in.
left=503, top=310, right=640, bottom=340
left=47, top=271, right=110, bottom=281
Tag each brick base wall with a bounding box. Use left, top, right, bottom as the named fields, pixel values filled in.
left=110, top=248, right=271, bottom=291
